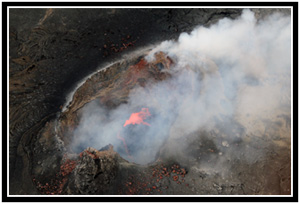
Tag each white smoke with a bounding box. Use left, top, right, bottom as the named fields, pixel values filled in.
left=70, top=9, right=291, bottom=166
left=146, top=9, right=291, bottom=138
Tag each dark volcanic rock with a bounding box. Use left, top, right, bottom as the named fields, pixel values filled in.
left=73, top=147, right=118, bottom=194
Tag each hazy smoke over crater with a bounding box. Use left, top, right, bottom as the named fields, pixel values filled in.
left=70, top=9, right=291, bottom=165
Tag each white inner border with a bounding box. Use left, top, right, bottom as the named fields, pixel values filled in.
left=6, top=5, right=294, bottom=198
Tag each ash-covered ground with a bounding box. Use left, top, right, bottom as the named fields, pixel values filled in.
left=9, top=8, right=291, bottom=195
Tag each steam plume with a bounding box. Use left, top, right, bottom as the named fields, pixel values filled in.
left=70, top=9, right=291, bottom=165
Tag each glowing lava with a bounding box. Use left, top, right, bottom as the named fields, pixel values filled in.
left=123, top=108, right=151, bottom=127
left=117, top=108, right=151, bottom=160
left=117, top=131, right=132, bottom=159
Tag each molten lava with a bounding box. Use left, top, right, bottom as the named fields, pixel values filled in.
left=117, top=108, right=151, bottom=160
left=123, top=108, right=151, bottom=127
left=117, top=131, right=131, bottom=157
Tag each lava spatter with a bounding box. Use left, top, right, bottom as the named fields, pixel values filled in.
left=123, top=108, right=151, bottom=127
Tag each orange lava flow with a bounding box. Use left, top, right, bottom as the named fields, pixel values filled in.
left=123, top=108, right=151, bottom=127
left=116, top=108, right=151, bottom=160
left=117, top=131, right=132, bottom=159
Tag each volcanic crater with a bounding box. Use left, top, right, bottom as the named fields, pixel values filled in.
left=58, top=51, right=174, bottom=162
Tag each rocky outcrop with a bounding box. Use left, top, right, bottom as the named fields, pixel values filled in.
left=73, top=147, right=118, bottom=194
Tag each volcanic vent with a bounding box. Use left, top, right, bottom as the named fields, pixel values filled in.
left=56, top=51, right=175, bottom=164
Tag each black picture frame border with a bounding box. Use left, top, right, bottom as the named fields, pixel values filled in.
left=3, top=1, right=298, bottom=202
